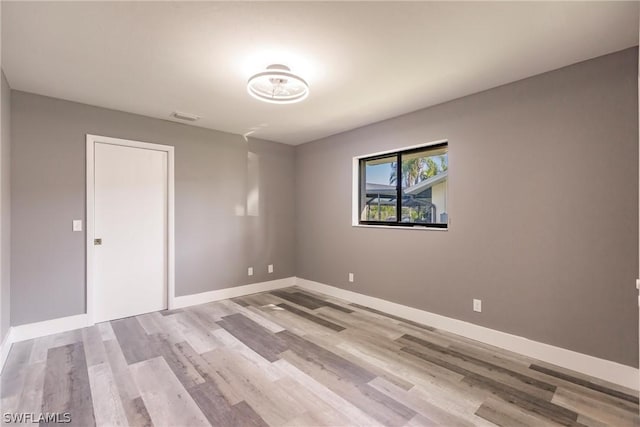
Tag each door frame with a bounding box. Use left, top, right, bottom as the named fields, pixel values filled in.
left=86, top=134, right=175, bottom=324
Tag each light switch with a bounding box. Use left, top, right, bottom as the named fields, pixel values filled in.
left=72, top=220, right=83, bottom=232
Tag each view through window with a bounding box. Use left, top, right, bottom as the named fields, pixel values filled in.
left=359, top=142, right=448, bottom=228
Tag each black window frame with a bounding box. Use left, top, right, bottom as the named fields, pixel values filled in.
left=358, top=142, right=448, bottom=229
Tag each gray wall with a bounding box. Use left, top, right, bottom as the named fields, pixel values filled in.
left=1, top=71, right=10, bottom=342
left=8, top=47, right=638, bottom=367
left=11, top=92, right=295, bottom=326
left=295, top=48, right=639, bottom=367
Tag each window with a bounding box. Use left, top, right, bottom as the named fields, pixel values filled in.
left=358, top=142, right=448, bottom=228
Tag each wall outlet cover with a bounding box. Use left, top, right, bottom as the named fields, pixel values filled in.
left=248, top=267, right=253, bottom=276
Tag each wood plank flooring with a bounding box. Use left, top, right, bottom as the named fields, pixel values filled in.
left=1, top=287, right=638, bottom=426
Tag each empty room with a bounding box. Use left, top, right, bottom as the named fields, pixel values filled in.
left=0, top=1, right=639, bottom=426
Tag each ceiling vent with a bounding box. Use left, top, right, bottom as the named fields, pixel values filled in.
left=171, top=111, right=200, bottom=122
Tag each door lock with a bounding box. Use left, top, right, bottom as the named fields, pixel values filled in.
left=94, top=238, right=102, bottom=246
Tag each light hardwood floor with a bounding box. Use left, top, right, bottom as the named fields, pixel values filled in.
left=1, top=287, right=638, bottom=426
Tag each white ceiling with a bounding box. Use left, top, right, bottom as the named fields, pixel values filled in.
left=2, top=2, right=638, bottom=145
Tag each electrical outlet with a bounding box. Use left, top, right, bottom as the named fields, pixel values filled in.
left=348, top=273, right=354, bottom=283
left=248, top=267, right=253, bottom=276
left=268, top=264, right=274, bottom=274
left=473, top=299, right=482, bottom=312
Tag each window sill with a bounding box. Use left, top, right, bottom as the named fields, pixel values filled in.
left=352, top=224, right=448, bottom=231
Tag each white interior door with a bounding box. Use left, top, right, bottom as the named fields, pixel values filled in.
left=93, top=142, right=168, bottom=322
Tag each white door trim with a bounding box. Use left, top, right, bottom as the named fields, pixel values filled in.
left=86, top=134, right=175, bottom=325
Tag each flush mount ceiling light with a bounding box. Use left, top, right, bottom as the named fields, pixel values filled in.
left=247, top=64, right=309, bottom=104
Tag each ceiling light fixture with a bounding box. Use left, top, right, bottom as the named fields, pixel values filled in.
left=247, top=64, right=309, bottom=104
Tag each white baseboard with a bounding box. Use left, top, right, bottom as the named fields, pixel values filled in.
left=172, top=277, right=295, bottom=309
left=3, top=276, right=635, bottom=391
left=0, top=327, right=13, bottom=374
left=0, top=278, right=295, bottom=373
left=296, top=277, right=639, bottom=391
left=11, top=313, right=90, bottom=343
left=5, top=279, right=294, bottom=342
left=0, top=314, right=91, bottom=375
